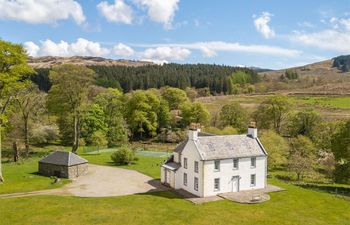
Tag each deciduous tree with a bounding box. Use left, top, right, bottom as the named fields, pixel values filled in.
left=219, top=103, right=248, bottom=132
left=0, top=40, right=33, bottom=182
left=47, top=64, right=94, bottom=153
left=260, top=130, right=289, bottom=168
left=14, top=84, right=46, bottom=156
left=331, top=120, right=350, bottom=184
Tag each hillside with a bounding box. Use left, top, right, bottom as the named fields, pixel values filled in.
left=28, top=56, right=154, bottom=68
left=257, top=59, right=350, bottom=95
left=258, top=59, right=350, bottom=78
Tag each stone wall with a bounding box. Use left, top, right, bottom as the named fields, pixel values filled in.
left=39, top=163, right=69, bottom=178
left=67, top=163, right=88, bottom=178
left=39, top=163, right=88, bottom=178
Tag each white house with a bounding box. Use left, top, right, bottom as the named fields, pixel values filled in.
left=160, top=124, right=268, bottom=197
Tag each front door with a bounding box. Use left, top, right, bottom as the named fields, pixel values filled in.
left=231, top=176, right=239, bottom=192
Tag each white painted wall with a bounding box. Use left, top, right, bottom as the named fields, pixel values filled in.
left=203, top=156, right=266, bottom=197
left=174, top=140, right=204, bottom=197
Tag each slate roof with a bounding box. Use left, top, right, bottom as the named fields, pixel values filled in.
left=39, top=151, right=88, bottom=166
left=196, top=135, right=267, bottom=160
left=173, top=138, right=188, bottom=153
left=162, top=155, right=180, bottom=171
left=173, top=132, right=215, bottom=153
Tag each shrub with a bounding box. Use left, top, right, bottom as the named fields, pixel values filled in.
left=30, top=124, right=59, bottom=145
left=111, top=146, right=136, bottom=165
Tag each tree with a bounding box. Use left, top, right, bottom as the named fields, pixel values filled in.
left=81, top=104, right=107, bottom=145
left=219, top=103, right=248, bottom=132
left=331, top=120, right=350, bottom=184
left=288, top=109, right=321, bottom=139
left=288, top=135, right=316, bottom=180
left=254, top=95, right=292, bottom=133
left=161, top=87, right=189, bottom=110
left=260, top=130, right=289, bottom=168
left=126, top=90, right=162, bottom=138
left=14, top=84, right=46, bottom=156
left=47, top=64, right=94, bottom=153
left=94, top=88, right=128, bottom=147
left=111, top=146, right=136, bottom=165
left=180, top=102, right=210, bottom=127
left=0, top=40, right=34, bottom=182
left=91, top=130, right=108, bottom=151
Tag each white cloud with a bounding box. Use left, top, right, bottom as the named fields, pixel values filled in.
left=24, top=41, right=40, bottom=57
left=254, top=12, right=275, bottom=39
left=24, top=38, right=110, bottom=57
left=136, top=41, right=301, bottom=58
left=97, top=0, right=133, bottom=24
left=0, top=0, right=85, bottom=25
left=133, top=0, right=179, bottom=29
left=141, top=46, right=191, bottom=61
left=113, top=43, right=134, bottom=56
left=292, top=17, right=350, bottom=53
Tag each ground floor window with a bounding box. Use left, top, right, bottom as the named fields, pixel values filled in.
left=250, top=174, right=256, bottom=186
left=183, top=173, right=187, bottom=186
left=214, top=178, right=220, bottom=191
left=194, top=177, right=198, bottom=191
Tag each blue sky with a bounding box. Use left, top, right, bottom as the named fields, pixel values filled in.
left=1, top=0, right=350, bottom=69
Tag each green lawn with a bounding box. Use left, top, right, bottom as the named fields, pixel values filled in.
left=0, top=179, right=349, bottom=225
left=0, top=157, right=69, bottom=194
left=1, top=149, right=349, bottom=224
left=81, top=151, right=166, bottom=179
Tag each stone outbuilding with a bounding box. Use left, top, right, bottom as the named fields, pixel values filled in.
left=39, top=151, right=88, bottom=178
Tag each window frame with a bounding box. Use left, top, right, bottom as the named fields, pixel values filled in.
left=214, top=160, right=220, bottom=172
left=194, top=177, right=199, bottom=191
left=194, top=161, right=199, bottom=173
left=250, top=174, right=256, bottom=187
left=214, top=178, right=220, bottom=191
left=184, top=157, right=188, bottom=169
left=233, top=158, right=239, bottom=170
left=183, top=173, right=187, bottom=186
left=250, top=157, right=256, bottom=168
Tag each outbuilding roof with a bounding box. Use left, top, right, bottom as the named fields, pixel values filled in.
left=39, top=151, right=88, bottom=166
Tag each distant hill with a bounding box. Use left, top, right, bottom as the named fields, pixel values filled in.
left=28, top=56, right=154, bottom=68
left=258, top=59, right=350, bottom=79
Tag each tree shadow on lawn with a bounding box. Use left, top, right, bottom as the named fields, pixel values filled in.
left=295, top=183, right=350, bottom=198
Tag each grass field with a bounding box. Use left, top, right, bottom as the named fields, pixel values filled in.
left=197, top=94, right=350, bottom=121
left=0, top=157, right=70, bottom=194
left=0, top=179, right=349, bottom=225
left=1, top=147, right=350, bottom=225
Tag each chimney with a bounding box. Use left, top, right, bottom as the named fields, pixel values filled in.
left=188, top=123, right=201, bottom=141
left=248, top=122, right=257, bottom=139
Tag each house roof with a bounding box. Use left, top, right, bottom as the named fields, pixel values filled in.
left=173, top=132, right=215, bottom=153
left=196, top=135, right=267, bottom=160
left=39, top=151, right=88, bottom=166
left=162, top=155, right=181, bottom=171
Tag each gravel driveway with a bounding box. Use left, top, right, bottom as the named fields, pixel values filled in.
left=61, top=164, right=167, bottom=197
left=0, top=164, right=167, bottom=198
